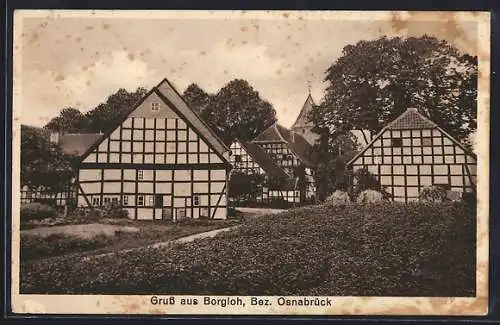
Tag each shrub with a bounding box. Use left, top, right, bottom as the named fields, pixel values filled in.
left=324, top=190, right=350, bottom=207
left=73, top=204, right=129, bottom=219
left=352, top=168, right=382, bottom=197
left=419, top=185, right=447, bottom=203
left=356, top=190, right=384, bottom=204
left=20, top=203, right=57, bottom=222
left=100, top=203, right=129, bottom=219
left=21, top=201, right=475, bottom=297
left=462, top=192, right=477, bottom=207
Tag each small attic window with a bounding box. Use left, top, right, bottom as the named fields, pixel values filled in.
left=234, top=155, right=242, bottom=162
left=151, top=102, right=160, bottom=112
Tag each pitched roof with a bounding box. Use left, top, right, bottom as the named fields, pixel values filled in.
left=58, top=133, right=103, bottom=156
left=346, top=107, right=477, bottom=166
left=291, top=94, right=315, bottom=129
left=252, top=123, right=317, bottom=167
left=388, top=107, right=437, bottom=130
left=79, top=78, right=231, bottom=166
left=236, top=140, right=293, bottom=189
left=253, top=123, right=288, bottom=142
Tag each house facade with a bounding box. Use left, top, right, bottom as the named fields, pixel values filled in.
left=229, top=139, right=298, bottom=204
left=347, top=107, right=477, bottom=202
left=251, top=122, right=317, bottom=202
left=21, top=132, right=103, bottom=207
left=76, top=78, right=232, bottom=220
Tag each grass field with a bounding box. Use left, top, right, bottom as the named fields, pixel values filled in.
left=20, top=201, right=476, bottom=296
left=20, top=218, right=240, bottom=261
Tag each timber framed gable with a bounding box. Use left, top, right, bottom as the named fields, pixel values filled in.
left=76, top=78, right=231, bottom=220
left=347, top=107, right=477, bottom=202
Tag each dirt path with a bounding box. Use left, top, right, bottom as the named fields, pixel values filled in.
left=83, top=225, right=239, bottom=260
left=236, top=207, right=287, bottom=217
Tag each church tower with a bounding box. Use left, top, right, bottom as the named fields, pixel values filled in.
left=290, top=90, right=320, bottom=146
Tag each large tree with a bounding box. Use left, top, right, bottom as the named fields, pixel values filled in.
left=201, top=79, right=277, bottom=144
left=313, top=133, right=359, bottom=200
left=44, top=107, right=86, bottom=133
left=44, top=87, right=148, bottom=134
left=21, top=125, right=75, bottom=193
left=183, top=83, right=211, bottom=113
left=83, top=87, right=148, bottom=133
left=311, top=35, right=478, bottom=148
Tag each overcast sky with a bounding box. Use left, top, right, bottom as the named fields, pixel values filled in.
left=16, top=11, right=479, bottom=128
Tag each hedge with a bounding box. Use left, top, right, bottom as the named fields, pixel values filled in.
left=21, top=201, right=476, bottom=296
left=20, top=203, right=57, bottom=222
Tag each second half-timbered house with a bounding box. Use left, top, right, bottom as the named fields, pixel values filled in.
left=347, top=107, right=477, bottom=203
left=251, top=123, right=317, bottom=202
left=76, top=78, right=232, bottom=220
left=229, top=139, right=298, bottom=204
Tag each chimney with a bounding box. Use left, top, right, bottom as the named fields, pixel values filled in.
left=49, top=132, right=60, bottom=145
left=290, top=130, right=295, bottom=143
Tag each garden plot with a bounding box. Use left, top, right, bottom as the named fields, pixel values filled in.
left=22, top=223, right=139, bottom=240
left=20, top=218, right=240, bottom=261
left=21, top=201, right=476, bottom=297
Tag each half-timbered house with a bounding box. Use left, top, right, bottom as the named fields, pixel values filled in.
left=252, top=123, right=317, bottom=202
left=21, top=132, right=103, bottom=206
left=346, top=107, right=477, bottom=202
left=76, top=78, right=232, bottom=220
left=229, top=139, right=297, bottom=204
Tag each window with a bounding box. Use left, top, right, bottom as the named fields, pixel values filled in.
left=422, top=137, right=432, bottom=147
left=111, top=197, right=119, bottom=205
left=103, top=197, right=111, bottom=205
left=391, top=138, right=403, bottom=147
left=151, top=102, right=160, bottom=112
left=138, top=170, right=144, bottom=180
left=193, top=194, right=200, bottom=206
left=234, top=155, right=242, bottom=162
left=92, top=197, right=101, bottom=206
left=122, top=195, right=129, bottom=206
left=137, top=196, right=144, bottom=206
left=282, top=154, right=288, bottom=160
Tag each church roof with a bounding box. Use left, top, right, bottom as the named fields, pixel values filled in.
left=291, top=94, right=315, bottom=130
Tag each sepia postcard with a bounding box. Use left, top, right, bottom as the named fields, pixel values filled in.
left=10, top=10, right=490, bottom=316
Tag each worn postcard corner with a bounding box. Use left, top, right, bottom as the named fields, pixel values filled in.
left=11, top=10, right=490, bottom=316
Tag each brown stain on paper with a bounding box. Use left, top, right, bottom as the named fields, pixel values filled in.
left=388, top=11, right=482, bottom=58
